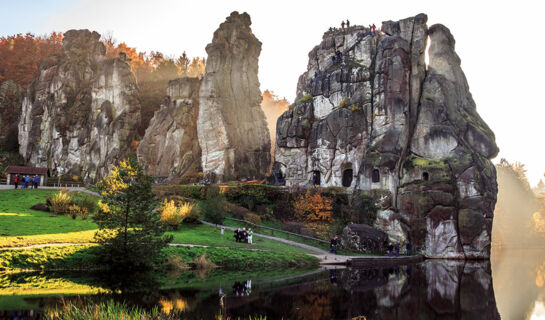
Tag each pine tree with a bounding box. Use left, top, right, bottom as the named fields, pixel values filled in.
left=94, top=158, right=172, bottom=271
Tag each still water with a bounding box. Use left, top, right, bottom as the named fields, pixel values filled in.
left=1, top=248, right=544, bottom=319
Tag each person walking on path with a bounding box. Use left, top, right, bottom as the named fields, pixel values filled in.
left=33, top=175, right=40, bottom=189
left=387, top=243, right=394, bottom=256
left=13, top=174, right=19, bottom=189
left=394, top=243, right=400, bottom=257
left=234, top=228, right=240, bottom=242
left=248, top=228, right=253, bottom=244
left=330, top=235, right=339, bottom=254
left=341, top=20, right=345, bottom=30
left=406, top=241, right=412, bottom=256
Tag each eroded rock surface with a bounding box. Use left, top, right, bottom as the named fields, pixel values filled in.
left=18, top=29, right=141, bottom=181
left=273, top=14, right=498, bottom=259
left=198, top=11, right=271, bottom=182
left=0, top=80, right=24, bottom=150
left=137, top=77, right=201, bottom=178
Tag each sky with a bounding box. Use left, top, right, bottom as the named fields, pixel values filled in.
left=1, top=0, right=544, bottom=185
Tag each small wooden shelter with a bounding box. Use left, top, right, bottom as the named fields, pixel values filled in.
left=5, top=166, right=49, bottom=186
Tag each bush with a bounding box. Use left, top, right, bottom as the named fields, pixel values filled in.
left=48, top=189, right=72, bottom=215
left=160, top=199, right=194, bottom=229
left=74, top=194, right=97, bottom=214
left=68, top=204, right=89, bottom=220
left=174, top=185, right=206, bottom=200
left=338, top=97, right=349, bottom=108
left=179, top=172, right=204, bottom=184
left=244, top=212, right=262, bottom=225
left=182, top=205, right=201, bottom=224
left=222, top=184, right=278, bottom=207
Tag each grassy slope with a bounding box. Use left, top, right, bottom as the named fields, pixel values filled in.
left=0, top=189, right=99, bottom=247
left=0, top=189, right=313, bottom=255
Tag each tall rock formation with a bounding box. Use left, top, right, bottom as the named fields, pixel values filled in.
left=18, top=29, right=141, bottom=181
left=0, top=80, right=24, bottom=151
left=198, top=11, right=271, bottom=182
left=137, top=77, right=201, bottom=178
left=274, top=14, right=498, bottom=259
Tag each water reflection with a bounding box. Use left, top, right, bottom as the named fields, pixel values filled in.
left=0, top=260, right=502, bottom=319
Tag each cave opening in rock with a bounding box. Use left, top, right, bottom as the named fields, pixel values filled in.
left=372, top=169, right=380, bottom=183
left=342, top=168, right=353, bottom=187
left=312, top=170, right=321, bottom=186
left=423, top=172, right=429, bottom=181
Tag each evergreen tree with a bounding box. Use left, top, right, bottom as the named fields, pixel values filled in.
left=94, top=158, right=172, bottom=271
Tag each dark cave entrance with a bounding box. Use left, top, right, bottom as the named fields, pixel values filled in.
left=312, top=171, right=321, bottom=186
left=372, top=169, right=380, bottom=183
left=342, top=168, right=353, bottom=187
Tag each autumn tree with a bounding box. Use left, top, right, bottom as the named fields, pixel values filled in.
left=94, top=158, right=172, bottom=271
left=293, top=189, right=334, bottom=223
left=0, top=32, right=63, bottom=86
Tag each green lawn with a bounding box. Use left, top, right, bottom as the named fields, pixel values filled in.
left=0, top=189, right=314, bottom=255
left=0, top=189, right=99, bottom=247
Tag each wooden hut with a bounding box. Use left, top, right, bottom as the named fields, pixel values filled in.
left=5, top=166, right=49, bottom=186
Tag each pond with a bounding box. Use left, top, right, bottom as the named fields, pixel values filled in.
left=1, top=248, right=544, bottom=319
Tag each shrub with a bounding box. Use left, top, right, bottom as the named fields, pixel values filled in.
left=182, top=205, right=201, bottom=224
left=68, top=204, right=89, bottom=220
left=30, top=203, right=49, bottom=212
left=48, top=189, right=72, bottom=215
left=338, top=97, right=349, bottom=109
left=174, top=185, right=206, bottom=200
left=179, top=172, right=204, bottom=184
left=160, top=199, right=193, bottom=229
left=74, top=194, right=97, bottom=214
left=194, top=253, right=217, bottom=270
left=293, top=190, right=334, bottom=222
left=296, top=92, right=313, bottom=106
left=244, top=212, right=262, bottom=225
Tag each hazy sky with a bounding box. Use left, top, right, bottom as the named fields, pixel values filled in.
left=1, top=0, right=544, bottom=185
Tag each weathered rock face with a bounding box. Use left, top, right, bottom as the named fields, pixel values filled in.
left=339, top=223, right=387, bottom=254
left=198, top=11, right=271, bottom=182
left=18, top=29, right=141, bottom=181
left=137, top=77, right=201, bottom=178
left=0, top=80, right=24, bottom=151
left=274, top=14, right=498, bottom=259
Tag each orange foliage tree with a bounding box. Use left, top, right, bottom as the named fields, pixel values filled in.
left=293, top=190, right=334, bottom=222
left=0, top=32, right=63, bottom=86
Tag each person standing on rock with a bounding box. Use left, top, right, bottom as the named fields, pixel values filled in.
left=372, top=24, right=376, bottom=35
left=346, top=19, right=350, bottom=28
left=341, top=20, right=345, bottom=30
left=13, top=174, right=19, bottom=189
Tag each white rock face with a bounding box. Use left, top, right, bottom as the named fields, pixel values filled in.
left=197, top=12, right=271, bottom=182
left=18, top=30, right=140, bottom=181
left=137, top=77, right=201, bottom=178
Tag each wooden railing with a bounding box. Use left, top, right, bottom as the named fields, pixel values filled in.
left=224, top=217, right=329, bottom=246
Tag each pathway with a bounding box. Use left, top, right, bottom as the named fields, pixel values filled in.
left=200, top=220, right=352, bottom=264
left=0, top=185, right=101, bottom=197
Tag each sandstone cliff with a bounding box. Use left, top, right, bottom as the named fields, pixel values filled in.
left=0, top=80, right=24, bottom=151
left=198, top=11, right=271, bottom=182
left=137, top=77, right=201, bottom=178
left=18, top=29, right=141, bottom=181
left=274, top=14, right=498, bottom=259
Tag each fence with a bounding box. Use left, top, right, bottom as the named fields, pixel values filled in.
left=45, top=181, right=84, bottom=188
left=224, top=217, right=329, bottom=247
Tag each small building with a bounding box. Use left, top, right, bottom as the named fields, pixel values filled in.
left=5, top=166, right=49, bottom=186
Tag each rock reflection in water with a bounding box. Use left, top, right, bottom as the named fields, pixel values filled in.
left=339, top=260, right=499, bottom=319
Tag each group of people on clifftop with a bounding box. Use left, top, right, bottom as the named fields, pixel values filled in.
left=13, top=174, right=40, bottom=189
left=328, top=20, right=377, bottom=35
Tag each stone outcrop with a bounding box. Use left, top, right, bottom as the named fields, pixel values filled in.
left=273, top=14, right=498, bottom=259
left=0, top=80, right=24, bottom=150
left=198, top=11, right=271, bottom=182
left=137, top=77, right=201, bottom=178
left=339, top=223, right=387, bottom=253
left=18, top=29, right=141, bottom=181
